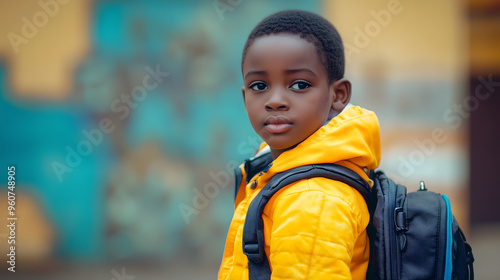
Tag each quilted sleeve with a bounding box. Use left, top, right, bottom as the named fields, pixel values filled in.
left=263, top=178, right=366, bottom=280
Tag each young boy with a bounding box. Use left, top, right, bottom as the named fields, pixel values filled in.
left=219, top=10, right=381, bottom=279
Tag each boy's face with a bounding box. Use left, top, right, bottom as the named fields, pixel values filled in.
left=242, top=34, right=337, bottom=157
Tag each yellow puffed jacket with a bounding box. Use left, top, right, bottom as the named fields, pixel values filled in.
left=218, top=106, right=381, bottom=280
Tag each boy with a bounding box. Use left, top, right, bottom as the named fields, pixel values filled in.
left=219, top=10, right=381, bottom=279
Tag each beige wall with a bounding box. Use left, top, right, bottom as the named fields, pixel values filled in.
left=323, top=0, right=469, bottom=228
left=0, top=0, right=90, bottom=100
left=324, top=0, right=466, bottom=80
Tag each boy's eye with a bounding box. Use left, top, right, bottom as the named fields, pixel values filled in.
left=291, top=81, right=311, bottom=90
left=250, top=82, right=268, bottom=91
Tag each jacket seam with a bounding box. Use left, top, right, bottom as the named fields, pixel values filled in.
left=304, top=182, right=325, bottom=279
left=263, top=179, right=363, bottom=227
left=269, top=234, right=355, bottom=245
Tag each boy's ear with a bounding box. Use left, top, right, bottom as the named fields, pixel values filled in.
left=330, top=79, right=352, bottom=112
left=241, top=86, right=246, bottom=104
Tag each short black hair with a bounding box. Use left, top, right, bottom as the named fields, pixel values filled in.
left=242, top=10, right=345, bottom=83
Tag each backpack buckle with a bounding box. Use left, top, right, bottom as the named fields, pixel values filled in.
left=394, top=207, right=407, bottom=232
left=243, top=229, right=266, bottom=263
left=465, top=242, right=475, bottom=264
left=394, top=207, right=408, bottom=249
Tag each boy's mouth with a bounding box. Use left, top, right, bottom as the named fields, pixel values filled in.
left=264, top=116, right=293, bottom=133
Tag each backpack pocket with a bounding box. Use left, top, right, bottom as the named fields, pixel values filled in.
left=401, top=190, right=447, bottom=280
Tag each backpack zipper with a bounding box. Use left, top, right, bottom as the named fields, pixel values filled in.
left=385, top=178, right=398, bottom=279
left=387, top=187, right=399, bottom=279
left=388, top=182, right=405, bottom=279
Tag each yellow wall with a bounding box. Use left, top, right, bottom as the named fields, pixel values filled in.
left=0, top=0, right=90, bottom=100
left=324, top=0, right=466, bottom=80
left=323, top=0, right=470, bottom=229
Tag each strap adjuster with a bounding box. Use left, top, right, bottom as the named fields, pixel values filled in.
left=394, top=207, right=407, bottom=232
left=243, top=229, right=265, bottom=263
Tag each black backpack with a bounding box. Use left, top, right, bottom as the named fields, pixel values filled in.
left=239, top=162, right=475, bottom=280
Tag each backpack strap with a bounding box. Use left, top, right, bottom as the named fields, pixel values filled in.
left=244, top=149, right=274, bottom=184
left=235, top=151, right=274, bottom=204
left=243, top=163, right=371, bottom=280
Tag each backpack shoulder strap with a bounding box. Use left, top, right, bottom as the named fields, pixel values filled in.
left=243, top=163, right=371, bottom=280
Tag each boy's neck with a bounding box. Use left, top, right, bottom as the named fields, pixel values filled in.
left=270, top=143, right=298, bottom=160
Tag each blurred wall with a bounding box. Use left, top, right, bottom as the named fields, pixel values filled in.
left=325, top=0, right=469, bottom=227
left=0, top=0, right=322, bottom=273
left=0, top=0, right=90, bottom=99
left=468, top=0, right=500, bottom=225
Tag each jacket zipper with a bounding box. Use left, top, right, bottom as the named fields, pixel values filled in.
left=388, top=181, right=399, bottom=279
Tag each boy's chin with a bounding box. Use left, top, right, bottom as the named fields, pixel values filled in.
left=267, top=141, right=299, bottom=152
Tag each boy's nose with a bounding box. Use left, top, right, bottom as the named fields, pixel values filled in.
left=265, top=89, right=289, bottom=111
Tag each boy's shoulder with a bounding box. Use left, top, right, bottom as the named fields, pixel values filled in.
left=262, top=175, right=368, bottom=225
left=267, top=170, right=363, bottom=202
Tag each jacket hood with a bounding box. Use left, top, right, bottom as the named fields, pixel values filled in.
left=254, top=106, right=381, bottom=185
